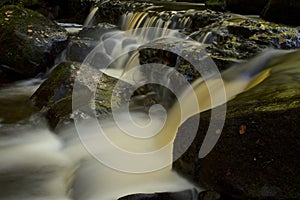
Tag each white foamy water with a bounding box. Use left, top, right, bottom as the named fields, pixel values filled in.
left=0, top=48, right=292, bottom=200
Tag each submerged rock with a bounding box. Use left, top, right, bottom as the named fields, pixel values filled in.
left=173, top=49, right=300, bottom=199
left=0, top=5, right=68, bottom=83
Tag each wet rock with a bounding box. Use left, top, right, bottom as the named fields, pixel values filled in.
left=261, top=0, right=300, bottom=26
left=31, top=62, right=79, bottom=109
left=94, top=0, right=153, bottom=26
left=66, top=40, right=96, bottom=62
left=31, top=61, right=121, bottom=129
left=191, top=16, right=300, bottom=68
left=66, top=23, right=118, bottom=62
left=0, top=0, right=93, bottom=22
left=173, top=49, right=300, bottom=199
left=0, top=5, right=68, bottom=82
left=92, top=1, right=224, bottom=30
left=118, top=189, right=198, bottom=200
left=139, top=15, right=300, bottom=80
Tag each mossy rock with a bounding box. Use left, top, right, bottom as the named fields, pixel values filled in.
left=0, top=5, right=68, bottom=82
left=31, top=61, right=122, bottom=129
left=190, top=16, right=300, bottom=69
left=173, top=49, right=300, bottom=199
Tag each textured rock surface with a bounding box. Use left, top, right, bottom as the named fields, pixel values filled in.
left=0, top=5, right=68, bottom=83
left=173, top=49, right=300, bottom=199
left=31, top=62, right=122, bottom=129
left=191, top=16, right=300, bottom=69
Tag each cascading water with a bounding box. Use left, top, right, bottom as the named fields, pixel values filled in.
left=0, top=5, right=294, bottom=200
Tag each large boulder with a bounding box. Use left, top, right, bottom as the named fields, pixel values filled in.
left=0, top=0, right=93, bottom=22
left=261, top=0, right=300, bottom=26
left=173, top=49, right=300, bottom=199
left=0, top=5, right=68, bottom=83
left=31, top=61, right=122, bottom=129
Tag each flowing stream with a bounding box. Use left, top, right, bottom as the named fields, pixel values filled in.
left=0, top=7, right=294, bottom=200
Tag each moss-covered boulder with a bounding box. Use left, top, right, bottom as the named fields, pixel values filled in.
left=261, top=0, right=300, bottom=26
left=173, top=49, right=300, bottom=199
left=31, top=61, right=121, bottom=129
left=0, top=5, right=68, bottom=83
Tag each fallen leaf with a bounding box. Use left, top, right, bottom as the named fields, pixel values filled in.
left=239, top=124, right=247, bottom=135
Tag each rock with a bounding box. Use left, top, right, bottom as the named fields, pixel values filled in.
left=92, top=1, right=220, bottom=29
left=225, top=0, right=269, bottom=15
left=0, top=5, right=68, bottom=82
left=66, top=23, right=118, bottom=62
left=261, top=0, right=300, bottom=26
left=0, top=0, right=93, bottom=22
left=173, top=49, right=300, bottom=199
left=94, top=0, right=153, bottom=26
left=190, top=16, right=300, bottom=69
left=118, top=189, right=198, bottom=200
left=197, top=190, right=221, bottom=200
left=31, top=62, right=79, bottom=109
left=31, top=61, right=122, bottom=129
left=139, top=16, right=300, bottom=79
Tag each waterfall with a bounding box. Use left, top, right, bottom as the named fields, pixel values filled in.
left=120, top=11, right=193, bottom=31
left=0, top=4, right=294, bottom=200
left=83, top=7, right=99, bottom=27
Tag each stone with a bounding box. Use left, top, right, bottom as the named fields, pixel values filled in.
left=173, top=49, right=300, bottom=199
left=66, top=23, right=118, bottom=62
left=0, top=5, right=68, bottom=82
left=31, top=61, right=122, bottom=129
left=190, top=16, right=300, bottom=69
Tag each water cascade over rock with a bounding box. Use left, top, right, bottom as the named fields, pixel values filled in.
left=1, top=1, right=300, bottom=200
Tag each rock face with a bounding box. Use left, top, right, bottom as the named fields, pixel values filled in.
left=0, top=5, right=68, bottom=83
left=173, top=49, right=300, bottom=199
left=261, top=0, right=300, bottom=26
